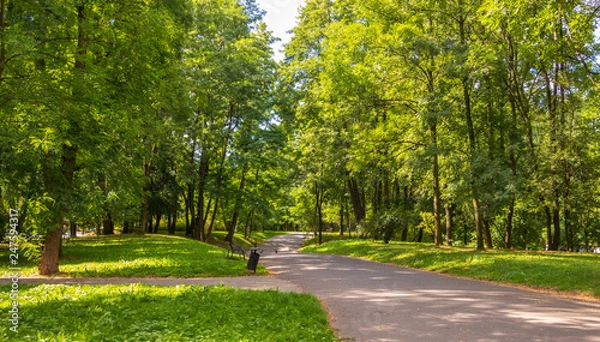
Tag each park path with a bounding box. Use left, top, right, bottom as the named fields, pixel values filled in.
left=258, top=233, right=600, bottom=342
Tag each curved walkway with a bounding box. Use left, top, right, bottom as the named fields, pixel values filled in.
left=259, top=233, right=600, bottom=342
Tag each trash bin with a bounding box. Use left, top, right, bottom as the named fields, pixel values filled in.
left=247, top=247, right=261, bottom=272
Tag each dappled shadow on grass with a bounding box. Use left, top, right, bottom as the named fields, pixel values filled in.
left=264, top=252, right=600, bottom=342
left=0, top=284, right=336, bottom=342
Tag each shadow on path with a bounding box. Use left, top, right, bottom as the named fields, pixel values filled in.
left=259, top=233, right=600, bottom=342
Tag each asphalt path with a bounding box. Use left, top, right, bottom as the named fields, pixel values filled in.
left=259, top=233, right=600, bottom=342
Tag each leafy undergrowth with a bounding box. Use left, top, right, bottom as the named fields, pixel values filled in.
left=0, top=284, right=337, bottom=341
left=0, top=235, right=266, bottom=277
left=302, top=239, right=600, bottom=299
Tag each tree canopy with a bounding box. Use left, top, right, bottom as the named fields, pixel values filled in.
left=1, top=0, right=599, bottom=275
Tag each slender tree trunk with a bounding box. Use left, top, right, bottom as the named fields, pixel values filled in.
left=347, top=176, right=365, bottom=223
left=185, top=183, right=194, bottom=236
left=316, top=181, right=323, bottom=245
left=225, top=163, right=248, bottom=242
left=430, top=121, right=443, bottom=246
left=194, top=152, right=210, bottom=241
left=339, top=201, right=344, bottom=236
left=445, top=201, right=452, bottom=246
left=544, top=205, right=553, bottom=250
left=70, top=222, right=78, bottom=238
left=505, top=200, right=515, bottom=249
left=401, top=186, right=409, bottom=242
left=169, top=208, right=177, bottom=235
left=552, top=203, right=561, bottom=250
left=153, top=213, right=161, bottom=234
left=167, top=213, right=172, bottom=234
left=139, top=160, right=152, bottom=234
left=206, top=198, right=219, bottom=241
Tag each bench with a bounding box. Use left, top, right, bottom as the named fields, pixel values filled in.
left=227, top=242, right=246, bottom=260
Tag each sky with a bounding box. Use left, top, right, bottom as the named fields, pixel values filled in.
left=256, top=0, right=305, bottom=61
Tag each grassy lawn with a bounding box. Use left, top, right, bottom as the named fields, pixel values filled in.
left=0, top=235, right=267, bottom=277
left=303, top=239, right=600, bottom=299
left=209, top=230, right=290, bottom=249
left=0, top=284, right=337, bottom=341
left=304, top=233, right=352, bottom=246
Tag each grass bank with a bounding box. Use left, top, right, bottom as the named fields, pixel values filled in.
left=0, top=235, right=266, bottom=277
left=209, top=230, right=290, bottom=249
left=0, top=284, right=337, bottom=341
left=302, top=239, right=600, bottom=299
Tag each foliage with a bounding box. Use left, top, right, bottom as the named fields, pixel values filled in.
left=281, top=0, right=600, bottom=251
left=0, top=284, right=337, bottom=341
left=303, top=239, right=600, bottom=299
left=0, top=235, right=266, bottom=277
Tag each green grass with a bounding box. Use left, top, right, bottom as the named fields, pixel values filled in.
left=0, top=235, right=267, bottom=277
left=209, top=230, right=290, bottom=249
left=303, top=239, right=600, bottom=299
left=304, top=233, right=352, bottom=247
left=0, top=284, right=337, bottom=341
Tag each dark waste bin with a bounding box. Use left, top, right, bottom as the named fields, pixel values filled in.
left=247, top=247, right=261, bottom=272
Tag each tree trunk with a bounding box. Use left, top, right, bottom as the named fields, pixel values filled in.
left=316, top=181, right=323, bottom=245
left=339, top=201, right=344, bottom=236
left=70, top=222, right=78, bottom=238
left=552, top=203, right=561, bottom=250
left=169, top=209, right=177, bottom=235
left=39, top=226, right=62, bottom=275
left=206, top=198, right=219, bottom=241
left=505, top=200, right=515, bottom=249
left=185, top=183, right=194, bottom=236
left=153, top=213, right=161, bottom=234
left=103, top=213, right=114, bottom=235
left=139, top=161, right=152, bottom=234
left=445, top=201, right=452, bottom=246
left=244, top=210, right=253, bottom=239
left=225, top=163, right=248, bottom=242
left=39, top=3, right=86, bottom=275
left=544, top=205, right=553, bottom=250
left=430, top=121, right=443, bottom=246
left=347, top=176, right=365, bottom=223
left=123, top=221, right=130, bottom=234
left=193, top=152, right=210, bottom=241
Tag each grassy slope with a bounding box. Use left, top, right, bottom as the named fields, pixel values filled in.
left=0, top=284, right=337, bottom=341
left=209, top=230, right=290, bottom=249
left=0, top=235, right=267, bottom=277
left=303, top=239, right=600, bottom=299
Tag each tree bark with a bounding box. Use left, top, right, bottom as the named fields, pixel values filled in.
left=430, top=121, right=443, bottom=246
left=347, top=176, right=365, bottom=223
left=225, top=163, right=248, bottom=242
left=206, top=198, right=219, bottom=241
left=339, top=201, right=344, bottom=236
left=39, top=226, right=62, bottom=275
left=153, top=213, right=161, bottom=234
left=193, top=152, right=210, bottom=241
left=103, top=212, right=114, bottom=235
left=316, top=181, right=323, bottom=245
left=445, top=201, right=452, bottom=246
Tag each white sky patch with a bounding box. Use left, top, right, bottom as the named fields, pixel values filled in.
left=257, top=0, right=304, bottom=61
